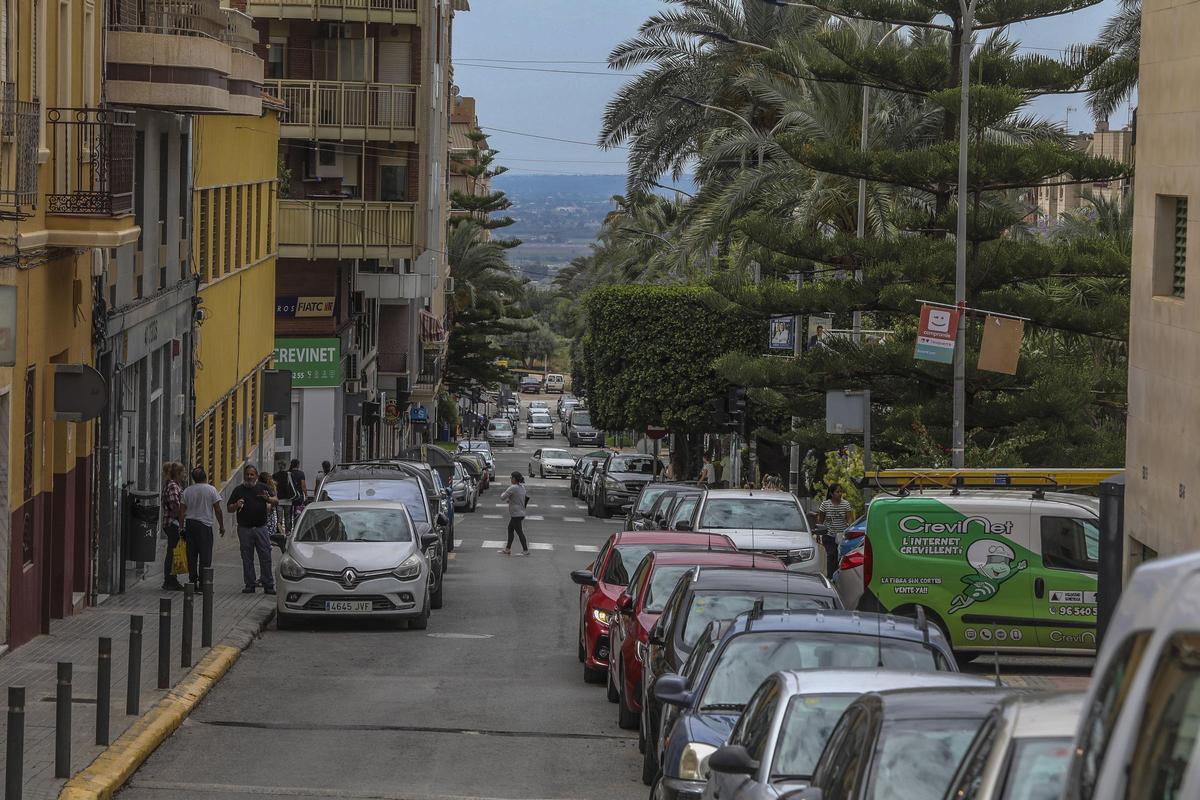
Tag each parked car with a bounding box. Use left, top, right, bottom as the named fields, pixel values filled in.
left=455, top=452, right=489, bottom=492
left=665, top=491, right=704, bottom=532
left=519, top=374, right=542, bottom=393
left=944, top=692, right=1085, bottom=800
left=795, top=687, right=1015, bottom=800
left=628, top=483, right=685, bottom=530
left=690, top=489, right=822, bottom=573
left=526, top=400, right=550, bottom=420
left=318, top=461, right=449, bottom=562
left=609, top=551, right=787, bottom=733
left=272, top=501, right=439, bottom=630
left=529, top=447, right=575, bottom=479
left=486, top=418, right=515, bottom=447
left=501, top=397, right=521, bottom=422
left=430, top=466, right=453, bottom=548
left=558, top=394, right=581, bottom=421
left=566, top=408, right=604, bottom=446
left=653, top=612, right=964, bottom=800
left=456, top=440, right=496, bottom=479
left=1063, top=550, right=1200, bottom=800
left=578, top=460, right=601, bottom=506
left=704, top=669, right=995, bottom=800
left=643, top=488, right=702, bottom=531
left=527, top=412, right=555, bottom=439
left=545, top=373, right=565, bottom=393
left=832, top=514, right=867, bottom=609
left=641, top=568, right=841, bottom=784
left=569, top=531, right=737, bottom=685
left=571, top=450, right=610, bottom=497
left=450, top=462, right=478, bottom=512
left=590, top=453, right=664, bottom=519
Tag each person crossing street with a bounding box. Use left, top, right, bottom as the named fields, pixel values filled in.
left=499, top=471, right=530, bottom=556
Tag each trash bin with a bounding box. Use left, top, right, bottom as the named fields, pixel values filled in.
left=125, top=489, right=160, bottom=563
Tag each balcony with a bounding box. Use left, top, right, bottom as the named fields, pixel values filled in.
left=278, top=199, right=416, bottom=260
left=44, top=108, right=140, bottom=247
left=0, top=88, right=39, bottom=218
left=106, top=0, right=264, bottom=114
left=266, top=80, right=417, bottom=141
left=246, top=0, right=417, bottom=24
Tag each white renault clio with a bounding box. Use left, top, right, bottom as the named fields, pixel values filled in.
left=273, top=501, right=437, bottom=630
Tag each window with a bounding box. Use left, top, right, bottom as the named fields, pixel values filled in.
left=739, top=679, right=780, bottom=762
left=223, top=187, right=231, bottom=275
left=1066, top=631, right=1152, bottom=799
left=1127, top=633, right=1200, bottom=800
left=198, top=190, right=209, bottom=281
left=1041, top=516, right=1100, bottom=572
left=1155, top=195, right=1189, bottom=298
left=266, top=38, right=286, bottom=79
left=380, top=164, right=408, bottom=202
left=773, top=693, right=858, bottom=781
left=158, top=132, right=169, bottom=225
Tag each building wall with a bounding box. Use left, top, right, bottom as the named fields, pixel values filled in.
left=1124, top=0, right=1200, bottom=570
left=193, top=112, right=279, bottom=487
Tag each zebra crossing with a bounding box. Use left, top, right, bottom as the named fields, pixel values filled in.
left=474, top=540, right=600, bottom=552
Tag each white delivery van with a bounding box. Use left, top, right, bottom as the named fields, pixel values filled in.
left=545, top=373, right=565, bottom=393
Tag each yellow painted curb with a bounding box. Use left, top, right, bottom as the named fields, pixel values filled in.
left=59, top=644, right=242, bottom=800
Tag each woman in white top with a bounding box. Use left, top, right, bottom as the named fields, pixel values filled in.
left=181, top=467, right=225, bottom=592
left=499, top=471, right=530, bottom=556
left=817, top=483, right=854, bottom=542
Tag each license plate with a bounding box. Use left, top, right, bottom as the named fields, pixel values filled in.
left=325, top=600, right=372, bottom=613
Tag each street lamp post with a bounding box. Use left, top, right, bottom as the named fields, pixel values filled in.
left=951, top=0, right=976, bottom=469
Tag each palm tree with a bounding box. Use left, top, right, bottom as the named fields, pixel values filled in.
left=1087, top=0, right=1140, bottom=122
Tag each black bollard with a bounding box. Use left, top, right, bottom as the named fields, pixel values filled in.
left=54, top=662, right=71, bottom=778
left=96, top=637, right=111, bottom=746
left=127, top=615, right=143, bottom=715
left=157, top=598, right=171, bottom=690
left=201, top=566, right=214, bottom=647
left=181, top=584, right=194, bottom=668
left=6, top=686, right=24, bottom=800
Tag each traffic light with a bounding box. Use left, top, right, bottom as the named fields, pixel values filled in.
left=727, top=387, right=748, bottom=424
left=362, top=401, right=381, bottom=427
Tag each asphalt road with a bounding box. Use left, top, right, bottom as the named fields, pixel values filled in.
left=118, top=410, right=643, bottom=800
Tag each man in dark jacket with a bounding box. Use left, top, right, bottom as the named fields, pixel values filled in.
left=228, top=464, right=277, bottom=594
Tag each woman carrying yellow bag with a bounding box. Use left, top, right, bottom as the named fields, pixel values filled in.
left=160, top=461, right=187, bottom=591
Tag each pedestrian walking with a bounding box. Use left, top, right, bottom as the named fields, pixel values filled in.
left=181, top=467, right=224, bottom=593
left=816, top=482, right=854, bottom=578
left=160, top=461, right=186, bottom=591
left=228, top=464, right=278, bottom=594
left=697, top=454, right=717, bottom=487
left=499, top=470, right=530, bottom=556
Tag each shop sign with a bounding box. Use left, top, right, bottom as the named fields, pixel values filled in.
left=274, top=337, right=341, bottom=388
left=276, top=296, right=336, bottom=318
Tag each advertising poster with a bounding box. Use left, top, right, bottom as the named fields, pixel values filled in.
left=914, top=304, right=959, bottom=364
left=274, top=338, right=342, bottom=388
left=769, top=315, right=796, bottom=350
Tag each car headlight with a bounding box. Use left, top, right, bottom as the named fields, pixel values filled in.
left=678, top=742, right=718, bottom=781
left=392, top=554, right=423, bottom=580
left=790, top=547, right=816, bottom=561
left=605, top=477, right=622, bottom=490
left=279, top=554, right=305, bottom=580
left=592, top=607, right=613, bottom=626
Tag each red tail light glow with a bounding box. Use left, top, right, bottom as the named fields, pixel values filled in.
left=863, top=537, right=873, bottom=585
left=840, top=551, right=865, bottom=572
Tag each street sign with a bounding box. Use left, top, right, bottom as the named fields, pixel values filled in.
left=914, top=304, right=959, bottom=364
left=645, top=426, right=669, bottom=440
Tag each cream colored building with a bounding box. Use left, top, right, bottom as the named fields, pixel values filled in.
left=1124, top=0, right=1200, bottom=570
left=1034, top=122, right=1133, bottom=224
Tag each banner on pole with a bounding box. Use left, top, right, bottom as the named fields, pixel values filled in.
left=978, top=315, right=1024, bottom=374
left=769, top=316, right=796, bottom=350
left=914, top=304, right=959, bottom=364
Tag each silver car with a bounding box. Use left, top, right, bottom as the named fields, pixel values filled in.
left=273, top=501, right=438, bottom=630
left=486, top=418, right=515, bottom=447
left=451, top=462, right=479, bottom=512
left=526, top=412, right=555, bottom=439
left=704, top=669, right=996, bottom=800
left=690, top=490, right=821, bottom=573
left=529, top=447, right=576, bottom=479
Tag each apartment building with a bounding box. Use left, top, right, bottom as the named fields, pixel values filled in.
left=250, top=0, right=461, bottom=475
left=1033, top=122, right=1134, bottom=225
left=1124, top=0, right=1200, bottom=569
left=0, top=0, right=135, bottom=648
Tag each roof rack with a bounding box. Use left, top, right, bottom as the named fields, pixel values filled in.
left=863, top=468, right=1123, bottom=493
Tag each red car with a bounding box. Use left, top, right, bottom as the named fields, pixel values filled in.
left=570, top=531, right=736, bottom=684
left=607, top=551, right=787, bottom=731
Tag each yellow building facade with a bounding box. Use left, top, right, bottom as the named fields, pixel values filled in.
left=0, top=0, right=138, bottom=648
left=191, top=111, right=280, bottom=491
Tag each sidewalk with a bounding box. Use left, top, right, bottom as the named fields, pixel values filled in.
left=0, top=528, right=275, bottom=800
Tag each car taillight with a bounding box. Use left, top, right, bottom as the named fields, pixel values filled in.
left=839, top=550, right=864, bottom=572
left=863, top=537, right=873, bottom=585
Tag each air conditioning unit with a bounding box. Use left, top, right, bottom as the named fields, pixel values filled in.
left=344, top=379, right=361, bottom=394
left=345, top=353, right=359, bottom=383
left=444, top=277, right=455, bottom=293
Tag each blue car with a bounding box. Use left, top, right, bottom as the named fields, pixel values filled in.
left=651, top=608, right=958, bottom=800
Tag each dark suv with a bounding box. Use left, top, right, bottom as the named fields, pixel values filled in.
left=565, top=408, right=604, bottom=447
left=589, top=453, right=662, bottom=519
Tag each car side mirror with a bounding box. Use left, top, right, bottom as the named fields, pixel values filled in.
left=269, top=533, right=287, bottom=550
left=437, top=513, right=449, bottom=527
left=618, top=593, right=634, bottom=614
left=620, top=504, right=633, bottom=515
left=708, top=745, right=760, bottom=775
left=570, top=569, right=597, bottom=588
left=419, top=532, right=440, bottom=549
left=653, top=673, right=693, bottom=707
left=674, top=520, right=692, bottom=531
left=812, top=524, right=829, bottom=538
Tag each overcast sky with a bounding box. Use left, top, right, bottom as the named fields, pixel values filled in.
left=452, top=0, right=1127, bottom=177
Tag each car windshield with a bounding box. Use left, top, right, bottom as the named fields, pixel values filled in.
left=531, top=402, right=547, bottom=408
left=294, top=507, right=413, bottom=543
left=543, top=449, right=571, bottom=460
left=637, top=485, right=673, bottom=513
left=868, top=719, right=982, bottom=800
left=772, top=693, right=858, bottom=779
left=605, top=543, right=712, bottom=586
left=645, top=565, right=692, bottom=612
left=460, top=441, right=491, bottom=453
left=700, top=633, right=942, bottom=708
left=532, top=414, right=552, bottom=424
left=698, top=498, right=807, bottom=531
left=682, top=591, right=836, bottom=646
left=999, top=738, right=1074, bottom=800
left=610, top=455, right=657, bottom=474
left=571, top=412, right=592, bottom=426
left=318, top=479, right=428, bottom=522
left=489, top=421, right=512, bottom=432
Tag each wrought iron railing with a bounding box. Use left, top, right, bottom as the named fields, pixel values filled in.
left=46, top=108, right=136, bottom=216
left=0, top=98, right=40, bottom=213
left=2, top=82, right=14, bottom=138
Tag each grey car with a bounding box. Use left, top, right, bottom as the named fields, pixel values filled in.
left=703, top=670, right=995, bottom=800
left=451, top=462, right=479, bottom=512
left=589, top=453, right=662, bottom=518
left=486, top=418, right=515, bottom=447
left=566, top=408, right=604, bottom=446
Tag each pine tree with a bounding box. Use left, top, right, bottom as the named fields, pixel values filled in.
left=450, top=131, right=520, bottom=249
left=711, top=5, right=1131, bottom=466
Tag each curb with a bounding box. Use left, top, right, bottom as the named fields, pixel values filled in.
left=58, top=606, right=276, bottom=800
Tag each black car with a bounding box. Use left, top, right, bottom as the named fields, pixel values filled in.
left=641, top=567, right=840, bottom=784
left=627, top=484, right=676, bottom=529
left=795, top=687, right=1015, bottom=800
left=519, top=375, right=542, bottom=393
left=589, top=453, right=662, bottom=519
left=565, top=408, right=604, bottom=447
left=570, top=450, right=611, bottom=497
left=314, top=463, right=448, bottom=609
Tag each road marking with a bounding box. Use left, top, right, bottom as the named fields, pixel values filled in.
left=552, top=504, right=566, bottom=509
left=483, top=514, right=502, bottom=519
left=481, top=540, right=506, bottom=548
left=576, top=505, right=587, bottom=510
left=494, top=503, right=507, bottom=507
left=529, top=542, right=554, bottom=550
left=427, top=632, right=494, bottom=639
left=564, top=517, right=585, bottom=523
left=527, top=504, right=539, bottom=508
left=574, top=544, right=599, bottom=552
left=526, top=515, right=545, bottom=521
left=454, top=539, right=463, bottom=547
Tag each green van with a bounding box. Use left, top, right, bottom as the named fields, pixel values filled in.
left=861, top=491, right=1100, bottom=657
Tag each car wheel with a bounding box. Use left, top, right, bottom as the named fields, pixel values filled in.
left=607, top=668, right=620, bottom=703
left=408, top=597, right=430, bottom=630
left=598, top=492, right=612, bottom=519
left=430, top=578, right=444, bottom=610
left=641, top=737, right=658, bottom=786
left=618, top=677, right=639, bottom=730
left=583, top=662, right=606, bottom=684
left=276, top=610, right=296, bottom=631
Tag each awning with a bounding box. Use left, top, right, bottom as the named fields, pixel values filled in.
left=450, top=122, right=475, bottom=152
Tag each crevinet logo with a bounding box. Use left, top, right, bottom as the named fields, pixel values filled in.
left=898, top=515, right=1013, bottom=536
